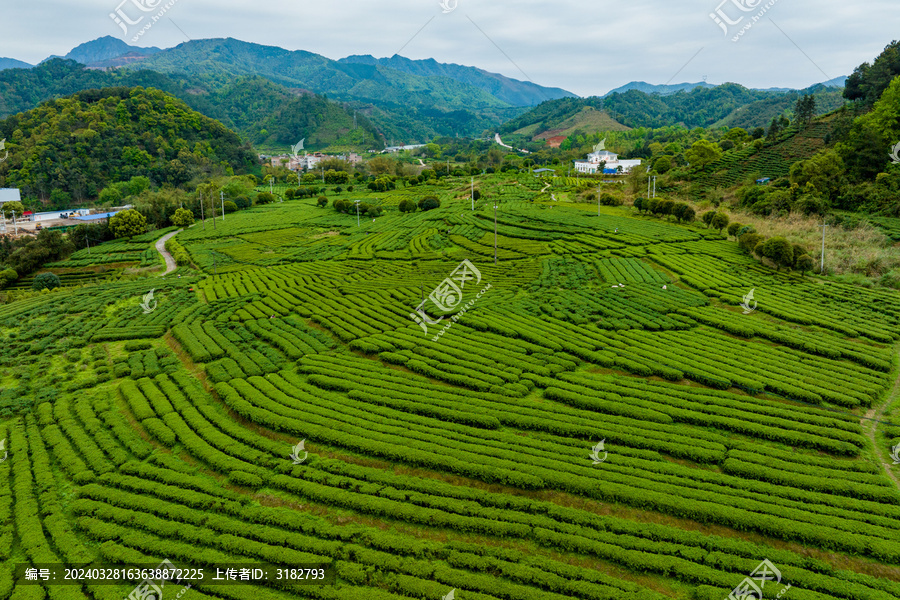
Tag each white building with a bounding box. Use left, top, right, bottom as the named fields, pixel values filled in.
left=573, top=141, right=642, bottom=174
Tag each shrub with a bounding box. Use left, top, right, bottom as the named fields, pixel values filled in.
left=796, top=254, right=815, bottom=275
left=256, top=192, right=276, bottom=205
left=739, top=233, right=764, bottom=254
left=318, top=196, right=328, bottom=207
left=110, top=209, right=148, bottom=238
left=32, top=272, right=61, bottom=291
left=223, top=201, right=238, bottom=213
left=284, top=188, right=295, bottom=200
left=171, top=208, right=195, bottom=228
left=727, top=222, right=743, bottom=239
left=710, top=212, right=729, bottom=233
left=599, top=193, right=622, bottom=206
left=701, top=211, right=716, bottom=227
left=0, top=267, right=17, bottom=288
left=419, top=196, right=441, bottom=211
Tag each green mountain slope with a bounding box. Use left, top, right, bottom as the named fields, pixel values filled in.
left=0, top=87, right=256, bottom=202
left=338, top=54, right=575, bottom=106
left=0, top=61, right=383, bottom=151
left=502, top=83, right=846, bottom=138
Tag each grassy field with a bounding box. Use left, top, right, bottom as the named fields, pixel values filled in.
left=1, top=173, right=899, bottom=600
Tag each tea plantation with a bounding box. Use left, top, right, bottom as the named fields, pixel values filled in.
left=2, top=174, right=899, bottom=600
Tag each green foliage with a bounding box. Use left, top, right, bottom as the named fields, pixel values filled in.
left=844, top=40, right=900, bottom=105
left=1, top=201, right=24, bottom=218
left=0, top=87, right=255, bottom=201
left=710, top=212, right=729, bottom=233
left=171, top=208, right=195, bottom=228
left=796, top=253, right=815, bottom=274
left=685, top=139, right=723, bottom=168
left=761, top=236, right=795, bottom=269
left=223, top=201, right=238, bottom=214
left=418, top=196, right=441, bottom=211
left=317, top=196, right=328, bottom=208
left=32, top=272, right=60, bottom=291
left=256, top=192, right=276, bottom=205
left=0, top=267, right=18, bottom=288
left=109, top=209, right=148, bottom=238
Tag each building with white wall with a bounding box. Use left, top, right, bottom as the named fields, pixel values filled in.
left=573, top=140, right=642, bottom=174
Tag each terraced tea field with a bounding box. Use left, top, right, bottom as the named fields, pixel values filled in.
left=1, top=173, right=899, bottom=600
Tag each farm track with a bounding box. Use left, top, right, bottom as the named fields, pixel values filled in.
left=155, top=229, right=181, bottom=276
left=864, top=345, right=900, bottom=488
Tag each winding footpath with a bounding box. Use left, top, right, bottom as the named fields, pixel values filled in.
left=155, top=229, right=181, bottom=276
left=863, top=346, right=900, bottom=488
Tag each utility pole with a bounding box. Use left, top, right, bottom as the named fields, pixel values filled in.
left=211, top=189, right=217, bottom=230
left=493, top=200, right=499, bottom=265
left=471, top=177, right=474, bottom=211
left=269, top=177, right=274, bottom=195
left=200, top=191, right=205, bottom=230
left=220, top=191, right=225, bottom=221
left=820, top=219, right=827, bottom=273
left=354, top=200, right=361, bottom=227
left=647, top=176, right=651, bottom=199
left=653, top=176, right=657, bottom=198
left=597, top=184, right=601, bottom=217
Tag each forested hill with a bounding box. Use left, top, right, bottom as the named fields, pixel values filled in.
left=0, top=61, right=384, bottom=151
left=0, top=87, right=256, bottom=203
left=502, top=83, right=846, bottom=138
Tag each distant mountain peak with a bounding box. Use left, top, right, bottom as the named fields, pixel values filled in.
left=41, top=36, right=162, bottom=66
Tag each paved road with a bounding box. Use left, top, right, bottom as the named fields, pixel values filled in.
left=155, top=229, right=181, bottom=276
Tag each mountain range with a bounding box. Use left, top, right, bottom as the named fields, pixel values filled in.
left=0, top=36, right=851, bottom=149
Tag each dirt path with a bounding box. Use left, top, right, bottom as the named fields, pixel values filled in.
left=541, top=182, right=551, bottom=194
left=863, top=347, right=900, bottom=488
left=155, top=229, right=181, bottom=276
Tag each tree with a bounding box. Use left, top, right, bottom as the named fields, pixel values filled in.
left=627, top=166, right=649, bottom=196
left=223, top=201, right=238, bottom=214
left=792, top=244, right=806, bottom=267
left=633, top=197, right=644, bottom=213
left=109, top=209, right=147, bottom=238
left=789, top=149, right=845, bottom=202
left=685, top=140, right=723, bottom=168
left=653, top=156, right=673, bottom=173
left=172, top=208, right=195, bottom=228
left=701, top=211, right=716, bottom=228
left=761, top=236, right=794, bottom=270
left=0, top=268, right=17, bottom=289
left=710, top=212, right=730, bottom=233
left=1, top=201, right=24, bottom=219
left=727, top=222, right=743, bottom=239
left=659, top=199, right=675, bottom=218
left=418, top=196, right=441, bottom=211
left=795, top=95, right=816, bottom=128
left=32, top=272, right=60, bottom=291
left=284, top=188, right=295, bottom=200
left=256, top=192, right=276, bottom=205
left=672, top=203, right=688, bottom=221
left=796, top=253, right=815, bottom=275
left=681, top=206, right=696, bottom=223
left=739, top=232, right=764, bottom=254
left=317, top=196, right=328, bottom=208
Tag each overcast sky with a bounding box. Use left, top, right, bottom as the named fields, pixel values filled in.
left=1, top=0, right=897, bottom=97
